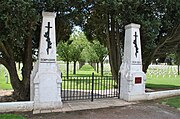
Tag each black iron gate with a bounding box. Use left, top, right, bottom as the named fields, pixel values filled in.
left=61, top=73, right=120, bottom=101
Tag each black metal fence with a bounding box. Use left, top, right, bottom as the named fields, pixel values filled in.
left=61, top=73, right=119, bottom=101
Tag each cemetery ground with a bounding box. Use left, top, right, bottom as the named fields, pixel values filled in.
left=0, top=63, right=180, bottom=118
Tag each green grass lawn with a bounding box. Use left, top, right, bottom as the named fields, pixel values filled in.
left=0, top=114, right=25, bottom=119
left=62, top=64, right=116, bottom=90
left=69, top=64, right=180, bottom=90
left=0, top=65, right=12, bottom=90
left=62, top=77, right=116, bottom=90
left=146, top=65, right=180, bottom=89
left=71, top=64, right=105, bottom=76
left=146, top=76, right=180, bottom=90
left=160, top=96, right=180, bottom=109
left=58, top=62, right=112, bottom=76
left=146, top=77, right=180, bottom=89
left=0, top=63, right=180, bottom=90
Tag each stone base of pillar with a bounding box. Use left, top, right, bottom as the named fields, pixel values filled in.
left=33, top=101, right=62, bottom=111
left=120, top=93, right=146, bottom=101
left=30, top=62, right=62, bottom=113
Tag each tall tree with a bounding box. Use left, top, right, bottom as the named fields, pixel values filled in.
left=83, top=0, right=123, bottom=81
left=0, top=0, right=39, bottom=100
left=57, top=41, right=72, bottom=78
left=69, top=31, right=86, bottom=74
left=81, top=42, right=99, bottom=63
left=92, top=40, right=108, bottom=76
left=82, top=0, right=180, bottom=81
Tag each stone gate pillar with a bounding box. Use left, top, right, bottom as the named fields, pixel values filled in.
left=30, top=12, right=62, bottom=112
left=120, top=23, right=146, bottom=101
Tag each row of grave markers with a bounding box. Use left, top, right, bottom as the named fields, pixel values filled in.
left=147, top=65, right=179, bottom=78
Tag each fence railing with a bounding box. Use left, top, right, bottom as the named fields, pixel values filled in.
left=61, top=73, right=119, bottom=101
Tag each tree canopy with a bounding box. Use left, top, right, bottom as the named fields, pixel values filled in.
left=82, top=0, right=180, bottom=80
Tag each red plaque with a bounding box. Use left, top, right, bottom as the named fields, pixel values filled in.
left=135, top=77, right=142, bottom=84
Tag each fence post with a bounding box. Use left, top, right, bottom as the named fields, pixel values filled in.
left=91, top=72, right=94, bottom=102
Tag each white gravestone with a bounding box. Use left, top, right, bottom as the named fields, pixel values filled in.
left=120, top=23, right=146, bottom=101
left=30, top=12, right=62, bottom=111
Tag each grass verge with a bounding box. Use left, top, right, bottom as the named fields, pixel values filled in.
left=146, top=76, right=180, bottom=90
left=160, top=96, right=180, bottom=109
left=0, top=114, right=25, bottom=119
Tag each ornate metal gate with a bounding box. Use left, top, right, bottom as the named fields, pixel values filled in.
left=61, top=73, right=120, bottom=101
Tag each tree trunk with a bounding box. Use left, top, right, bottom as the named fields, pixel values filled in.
left=143, top=56, right=152, bottom=73
left=0, top=58, right=21, bottom=92
left=6, top=35, right=33, bottom=101
left=90, top=62, right=96, bottom=70
left=73, top=61, right=76, bottom=74
left=96, top=62, right=99, bottom=73
left=100, top=61, right=103, bottom=76
left=178, top=65, right=180, bottom=75
left=7, top=59, right=21, bottom=94
left=143, top=43, right=164, bottom=73
left=79, top=61, right=85, bottom=69
left=67, top=61, right=69, bottom=79
left=105, top=13, right=121, bottom=82
left=0, top=41, right=24, bottom=100
left=20, top=36, right=33, bottom=101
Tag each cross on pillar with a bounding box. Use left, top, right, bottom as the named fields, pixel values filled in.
left=133, top=32, right=139, bottom=57
left=44, top=22, right=52, bottom=55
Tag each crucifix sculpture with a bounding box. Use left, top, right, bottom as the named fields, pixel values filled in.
left=133, top=32, right=139, bottom=58
left=44, top=22, right=52, bottom=55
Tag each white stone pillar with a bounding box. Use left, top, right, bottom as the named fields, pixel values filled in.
left=30, top=12, right=62, bottom=112
left=120, top=23, right=146, bottom=101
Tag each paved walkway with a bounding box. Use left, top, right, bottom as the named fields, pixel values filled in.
left=37, top=98, right=136, bottom=114
left=28, top=99, right=180, bottom=119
